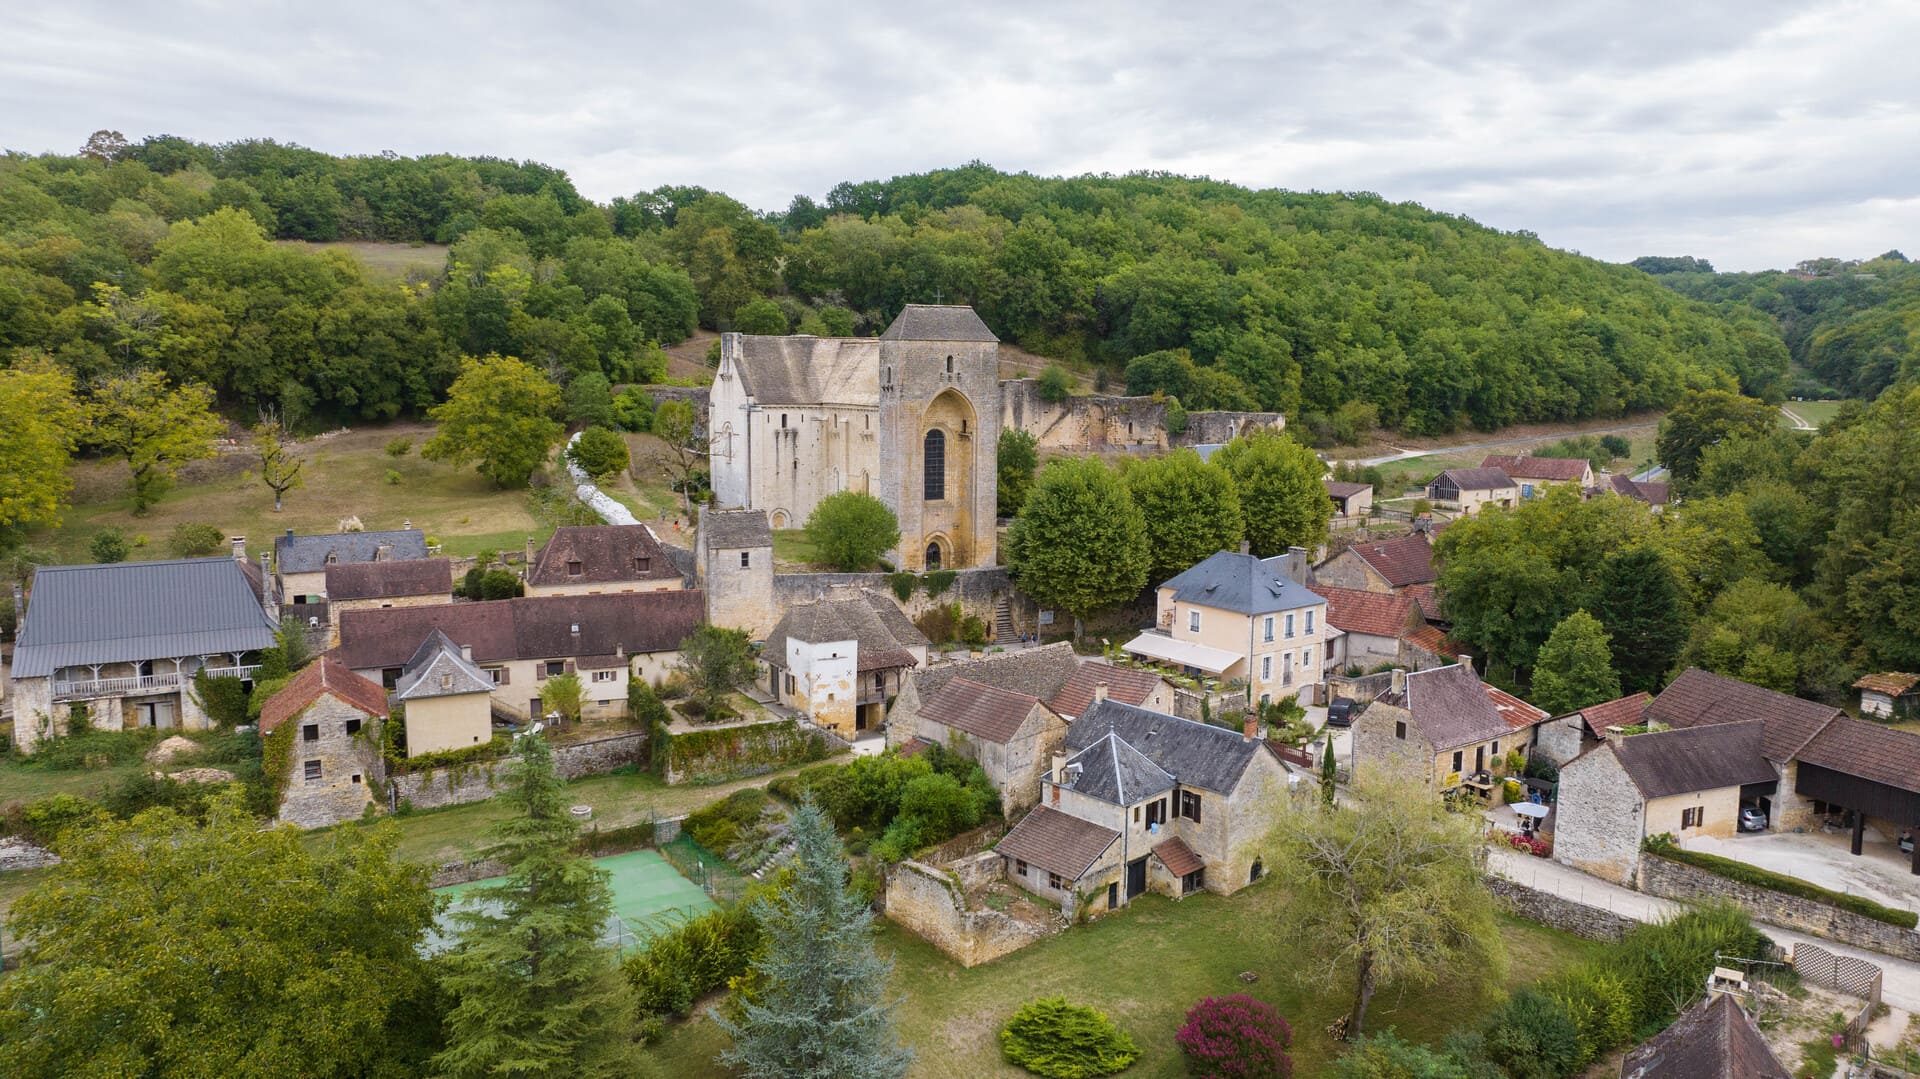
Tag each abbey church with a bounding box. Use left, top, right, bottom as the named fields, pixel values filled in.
left=709, top=305, right=1002, bottom=572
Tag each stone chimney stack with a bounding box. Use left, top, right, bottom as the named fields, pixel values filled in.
left=230, top=535, right=247, bottom=561
left=1093, top=681, right=1109, bottom=704
left=1457, top=654, right=1474, bottom=675
left=1391, top=668, right=1407, bottom=697
left=1051, top=751, right=1066, bottom=783
left=460, top=644, right=474, bottom=662
left=1287, top=546, right=1310, bottom=584
left=1604, top=725, right=1629, bottom=746
left=11, top=583, right=24, bottom=631
left=1239, top=540, right=1251, bottom=556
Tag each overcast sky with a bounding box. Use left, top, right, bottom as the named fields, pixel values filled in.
left=6, top=1, right=1917, bottom=271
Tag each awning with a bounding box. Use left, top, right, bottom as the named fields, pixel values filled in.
left=1512, top=802, right=1550, bottom=819
left=1121, top=632, right=1241, bottom=675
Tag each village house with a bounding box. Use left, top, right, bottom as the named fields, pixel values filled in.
left=1350, top=663, right=1548, bottom=795
left=523, top=524, right=683, bottom=597
left=1531, top=691, right=1651, bottom=767
left=1856, top=672, right=1920, bottom=720
left=389, top=628, right=495, bottom=755
left=995, top=700, right=1294, bottom=916
left=1312, top=585, right=1425, bottom=673
left=1313, top=531, right=1438, bottom=612
left=1047, top=661, right=1174, bottom=722
left=888, top=642, right=1172, bottom=754
left=321, top=558, right=453, bottom=647
left=762, top=591, right=929, bottom=738
left=694, top=509, right=776, bottom=637
left=1426, top=467, right=1518, bottom=515
left=1618, top=992, right=1788, bottom=1079
left=1607, top=473, right=1671, bottom=511
left=9, top=557, right=277, bottom=752
left=1323, top=479, right=1373, bottom=518
left=904, top=676, right=1067, bottom=814
left=333, top=590, right=704, bottom=723
left=258, top=655, right=389, bottom=829
left=273, top=527, right=428, bottom=608
left=1479, top=453, right=1594, bottom=497
left=1122, top=547, right=1327, bottom=707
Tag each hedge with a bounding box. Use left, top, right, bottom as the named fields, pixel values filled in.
left=1643, top=838, right=1918, bottom=928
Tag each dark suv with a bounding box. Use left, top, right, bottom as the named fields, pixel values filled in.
left=1325, top=697, right=1356, bottom=729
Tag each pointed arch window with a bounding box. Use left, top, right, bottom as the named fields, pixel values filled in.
left=924, top=430, right=946, bottom=501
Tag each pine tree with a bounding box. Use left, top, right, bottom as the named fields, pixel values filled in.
left=1530, top=611, right=1623, bottom=717
left=432, top=734, right=637, bottom=1078
left=719, top=798, right=912, bottom=1079
left=1589, top=548, right=1689, bottom=695
left=1321, top=737, right=1337, bottom=808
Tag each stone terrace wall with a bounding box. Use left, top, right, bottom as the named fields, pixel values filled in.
left=1640, top=855, right=1920, bottom=962
left=391, top=731, right=647, bottom=811
left=773, top=567, right=1015, bottom=625
left=1487, top=876, right=1632, bottom=942
left=1178, top=410, right=1287, bottom=446
left=884, top=858, right=1057, bottom=968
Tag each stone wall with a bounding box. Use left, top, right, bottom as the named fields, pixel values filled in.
left=1552, top=745, right=1642, bottom=885
left=773, top=567, right=1015, bottom=626
left=391, top=731, right=647, bottom=811
left=1177, top=410, right=1287, bottom=446
left=1487, top=876, right=1632, bottom=941
left=639, top=385, right=711, bottom=430
left=1640, top=855, right=1920, bottom=962
left=1533, top=715, right=1590, bottom=767
left=883, top=858, right=1058, bottom=967
left=998, top=379, right=1285, bottom=454
left=657, top=717, right=821, bottom=785
left=277, top=694, right=380, bottom=829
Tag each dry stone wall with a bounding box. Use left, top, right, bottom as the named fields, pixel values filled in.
left=1487, top=876, right=1632, bottom=941
left=1640, top=855, right=1920, bottom=962
left=884, top=857, right=1058, bottom=968
left=391, top=731, right=646, bottom=811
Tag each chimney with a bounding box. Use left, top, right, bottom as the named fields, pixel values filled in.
left=11, top=583, right=23, bottom=630
left=258, top=554, right=276, bottom=614
left=285, top=528, right=294, bottom=542
left=1093, top=681, right=1109, bottom=704
left=230, top=535, right=247, bottom=561
left=1287, top=545, right=1310, bottom=584
left=1390, top=668, right=1407, bottom=696
left=1239, top=540, right=1251, bottom=556
left=375, top=544, right=393, bottom=562
left=1051, top=751, right=1066, bottom=783
left=460, top=644, right=473, bottom=662
left=526, top=536, right=537, bottom=563
left=1243, top=714, right=1258, bottom=743
left=1457, top=653, right=1474, bottom=675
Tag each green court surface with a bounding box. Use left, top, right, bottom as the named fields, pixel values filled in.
left=434, top=849, right=716, bottom=952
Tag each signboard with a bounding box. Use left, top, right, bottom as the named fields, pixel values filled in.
left=1037, top=610, right=1054, bottom=626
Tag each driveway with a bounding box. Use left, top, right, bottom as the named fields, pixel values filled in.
left=1682, top=829, right=1920, bottom=912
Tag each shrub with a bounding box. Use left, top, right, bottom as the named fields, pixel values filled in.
left=683, top=787, right=771, bottom=852
left=384, top=436, right=412, bottom=458
left=623, top=903, right=761, bottom=1018
left=384, top=468, right=402, bottom=486
left=167, top=522, right=226, bottom=558
left=1541, top=967, right=1635, bottom=1068
left=29, top=726, right=158, bottom=771
left=896, top=773, right=982, bottom=839
left=1176, top=995, right=1294, bottom=1079
left=913, top=602, right=962, bottom=645
left=1611, top=902, right=1772, bottom=1030
left=803, top=491, right=900, bottom=571
left=612, top=386, right=655, bottom=432
left=1036, top=365, right=1075, bottom=404
left=191, top=672, right=251, bottom=727
left=1480, top=990, right=1583, bottom=1079
left=568, top=425, right=631, bottom=479
left=999, top=997, right=1139, bottom=1079
left=1332, top=1028, right=1469, bottom=1078
left=960, top=614, right=989, bottom=648
left=479, top=568, right=523, bottom=600
left=90, top=528, right=130, bottom=563
left=889, top=571, right=917, bottom=602
left=99, top=773, right=226, bottom=822
left=923, top=569, right=958, bottom=596
left=458, top=565, right=486, bottom=599
left=13, top=794, right=110, bottom=845
left=1641, top=838, right=1917, bottom=927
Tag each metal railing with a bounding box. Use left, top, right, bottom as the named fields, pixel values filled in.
left=53, top=664, right=261, bottom=700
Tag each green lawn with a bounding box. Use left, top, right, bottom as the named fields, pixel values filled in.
left=771, top=529, right=824, bottom=568
left=649, top=887, right=1609, bottom=1078
left=0, top=756, right=148, bottom=803
left=1781, top=400, right=1852, bottom=428
left=1370, top=424, right=1661, bottom=494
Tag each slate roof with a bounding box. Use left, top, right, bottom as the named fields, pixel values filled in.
left=1060, top=730, right=1176, bottom=805
left=1797, top=715, right=1920, bottom=796
left=325, top=558, right=453, bottom=601
left=333, top=590, right=705, bottom=670
left=1312, top=585, right=1419, bottom=639
left=1049, top=661, right=1166, bottom=720
left=13, top=558, right=278, bottom=678
left=1381, top=663, right=1515, bottom=752
left=1152, top=836, right=1205, bottom=877
left=1480, top=454, right=1589, bottom=482
left=1857, top=672, right=1920, bottom=697
left=1610, top=721, right=1778, bottom=800
left=259, top=656, right=390, bottom=734
left=1432, top=467, right=1515, bottom=491
left=1610, top=473, right=1671, bottom=505
left=1160, top=550, right=1322, bottom=616
left=1568, top=692, right=1652, bottom=738
left=1346, top=533, right=1436, bottom=587
left=702, top=509, right=771, bottom=550
left=1619, top=992, right=1788, bottom=1079
left=996, top=805, right=1120, bottom=880
left=1324, top=480, right=1371, bottom=499
left=394, top=629, right=495, bottom=701
left=1644, top=668, right=1843, bottom=763
left=731, top=336, right=879, bottom=407
left=527, top=525, right=678, bottom=587
left=763, top=592, right=927, bottom=673
left=879, top=304, right=998, bottom=342
left=919, top=677, right=1048, bottom=744
left=1069, top=699, right=1272, bottom=795
left=912, top=641, right=1082, bottom=704
left=274, top=529, right=427, bottom=574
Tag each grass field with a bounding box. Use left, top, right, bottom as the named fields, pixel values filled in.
left=273, top=240, right=449, bottom=282
left=1370, top=424, right=1660, bottom=494
left=649, top=890, right=1608, bottom=1078
left=1781, top=400, right=1853, bottom=428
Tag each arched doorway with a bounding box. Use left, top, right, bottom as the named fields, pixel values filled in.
left=924, top=540, right=943, bottom=571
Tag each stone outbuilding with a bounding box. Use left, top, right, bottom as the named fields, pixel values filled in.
left=1323, top=479, right=1373, bottom=518
left=391, top=628, right=495, bottom=755
left=1426, top=467, right=1518, bottom=515
left=905, top=676, right=1067, bottom=814
left=762, top=591, right=929, bottom=737
left=1532, top=691, right=1651, bottom=767
left=259, top=656, right=389, bottom=829
left=1350, top=663, right=1546, bottom=795
left=1479, top=453, right=1593, bottom=497
left=1856, top=672, right=1920, bottom=721
left=695, top=509, right=776, bottom=638
left=274, top=527, right=428, bottom=607
left=1618, top=985, right=1788, bottom=1078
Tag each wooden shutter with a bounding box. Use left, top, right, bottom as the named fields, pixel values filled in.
left=498, top=666, right=510, bottom=685
left=564, top=659, right=576, bottom=674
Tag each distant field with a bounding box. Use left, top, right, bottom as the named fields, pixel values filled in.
left=1368, top=424, right=1660, bottom=495
left=274, top=240, right=447, bottom=282
left=1781, top=400, right=1852, bottom=428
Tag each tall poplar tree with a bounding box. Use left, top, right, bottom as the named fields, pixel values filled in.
left=719, top=799, right=911, bottom=1079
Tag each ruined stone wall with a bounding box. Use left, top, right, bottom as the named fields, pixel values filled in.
left=1000, top=379, right=1170, bottom=453
left=1177, top=410, right=1287, bottom=446
left=390, top=731, right=647, bottom=810
left=883, top=858, right=1057, bottom=967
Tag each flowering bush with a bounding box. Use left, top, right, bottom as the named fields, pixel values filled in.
left=1175, top=994, right=1293, bottom=1079
left=1500, top=830, right=1552, bottom=858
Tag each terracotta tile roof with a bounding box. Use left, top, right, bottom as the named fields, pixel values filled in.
left=897, top=737, right=937, bottom=759
left=1609, top=473, right=1670, bottom=505
left=1312, top=586, right=1418, bottom=639
left=334, top=590, right=705, bottom=670
left=1645, top=668, right=1842, bottom=763
left=919, top=677, right=1048, bottom=745
left=1481, top=454, right=1590, bottom=482
left=1324, top=480, right=1371, bottom=498
left=259, top=656, right=389, bottom=733
left=1433, top=466, right=1515, bottom=491
left=1797, top=715, right=1920, bottom=795
left=1567, top=692, right=1651, bottom=737
left=325, top=558, right=454, bottom=601
left=995, top=805, right=1120, bottom=881
left=1049, top=662, right=1165, bottom=720
left=1619, top=991, right=1788, bottom=1078
left=1610, top=721, right=1778, bottom=800
left=1856, top=672, right=1920, bottom=697
left=1484, top=684, right=1549, bottom=730
left=1402, top=624, right=1466, bottom=659
left=1400, top=582, right=1439, bottom=615
left=528, top=525, right=679, bottom=587
left=1152, top=836, right=1204, bottom=877
left=1349, top=533, right=1436, bottom=587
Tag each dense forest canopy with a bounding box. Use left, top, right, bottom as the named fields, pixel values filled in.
left=1, top=134, right=1787, bottom=433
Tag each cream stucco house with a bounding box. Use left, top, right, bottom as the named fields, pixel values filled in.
left=391, top=629, right=495, bottom=755
left=761, top=592, right=928, bottom=737
left=1123, top=547, right=1327, bottom=706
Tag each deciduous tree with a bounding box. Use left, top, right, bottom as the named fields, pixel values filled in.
left=1529, top=611, right=1622, bottom=716
left=650, top=398, right=707, bottom=515
left=1124, top=449, right=1245, bottom=584
left=84, top=369, right=223, bottom=513
left=567, top=426, right=630, bottom=480
left=539, top=671, right=585, bottom=726
left=1656, top=389, right=1779, bottom=485
left=0, top=359, right=79, bottom=538
left=422, top=353, right=564, bottom=487
left=804, top=491, right=901, bottom=571
left=254, top=409, right=304, bottom=512
left=1005, top=457, right=1149, bottom=642
left=676, top=625, right=758, bottom=709
left=1215, top=429, right=1329, bottom=557
left=997, top=427, right=1039, bottom=517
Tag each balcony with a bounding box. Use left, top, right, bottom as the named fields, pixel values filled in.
left=54, top=665, right=262, bottom=701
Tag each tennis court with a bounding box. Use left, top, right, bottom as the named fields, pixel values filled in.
left=433, top=849, right=717, bottom=952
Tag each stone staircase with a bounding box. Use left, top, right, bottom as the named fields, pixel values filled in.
left=993, top=599, right=1017, bottom=644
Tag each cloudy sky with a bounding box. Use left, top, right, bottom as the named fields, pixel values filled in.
left=6, top=1, right=1917, bottom=271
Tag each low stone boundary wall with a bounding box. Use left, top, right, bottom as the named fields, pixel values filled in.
left=1640, top=855, right=1920, bottom=962
left=772, top=567, right=1015, bottom=625
left=884, top=858, right=1057, bottom=968
left=1487, top=876, right=1632, bottom=941
left=430, top=858, right=508, bottom=888
left=391, top=731, right=647, bottom=811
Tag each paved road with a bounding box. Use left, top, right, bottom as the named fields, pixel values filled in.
left=1353, top=421, right=1659, bottom=468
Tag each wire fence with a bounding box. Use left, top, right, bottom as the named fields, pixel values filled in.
left=659, top=833, right=753, bottom=905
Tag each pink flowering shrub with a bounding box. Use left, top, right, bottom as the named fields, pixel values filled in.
left=1175, top=994, right=1293, bottom=1079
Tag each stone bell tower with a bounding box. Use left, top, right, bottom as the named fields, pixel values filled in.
left=875, top=305, right=1001, bottom=572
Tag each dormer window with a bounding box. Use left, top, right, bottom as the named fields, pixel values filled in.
left=566, top=560, right=583, bottom=577
left=441, top=672, right=453, bottom=690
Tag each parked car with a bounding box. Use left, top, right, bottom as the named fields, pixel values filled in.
left=1325, top=697, right=1356, bottom=728
left=1900, top=831, right=1912, bottom=855
left=1739, top=806, right=1769, bottom=833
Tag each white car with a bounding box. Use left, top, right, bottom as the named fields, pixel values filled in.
left=1738, top=806, right=1768, bottom=833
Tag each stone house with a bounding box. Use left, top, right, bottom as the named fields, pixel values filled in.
left=1479, top=453, right=1594, bottom=498
left=334, top=590, right=704, bottom=723
left=390, top=629, right=495, bottom=755
left=273, top=527, right=428, bottom=608
left=9, top=557, right=277, bottom=752
left=1312, top=585, right=1424, bottom=673
left=907, top=676, right=1067, bottom=814
left=524, top=524, right=684, bottom=597
left=1046, top=661, right=1174, bottom=722
left=1351, top=664, right=1548, bottom=794
left=1399, top=624, right=1470, bottom=670
left=258, top=656, right=389, bottom=829
left=1618, top=992, right=1788, bottom=1079
left=1553, top=720, right=1776, bottom=885
left=888, top=642, right=1079, bottom=744
left=1122, top=547, right=1327, bottom=706
left=996, top=699, right=1294, bottom=916
left=695, top=509, right=776, bottom=638
left=1313, top=532, right=1437, bottom=597
left=1856, top=672, right=1920, bottom=720
left=321, top=558, right=453, bottom=647
left=1324, top=479, right=1373, bottom=517
left=1532, top=691, right=1650, bottom=767
left=709, top=304, right=1002, bottom=571
left=1426, top=467, right=1518, bottom=515
left=1607, top=473, right=1671, bottom=511
left=762, top=591, right=929, bottom=737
